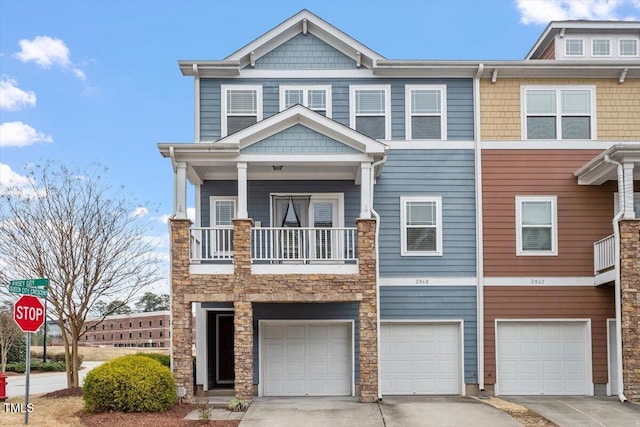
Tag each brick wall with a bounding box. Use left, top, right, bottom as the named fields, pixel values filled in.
left=83, top=312, right=170, bottom=348
left=620, top=220, right=640, bottom=402
left=170, top=217, right=378, bottom=402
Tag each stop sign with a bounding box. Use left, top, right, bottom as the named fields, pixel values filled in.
left=14, top=295, right=45, bottom=333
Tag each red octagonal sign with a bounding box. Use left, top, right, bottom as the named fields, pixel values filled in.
left=14, top=295, right=45, bottom=333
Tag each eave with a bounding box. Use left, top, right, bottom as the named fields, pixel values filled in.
left=479, top=61, right=640, bottom=80
left=574, top=143, right=640, bottom=185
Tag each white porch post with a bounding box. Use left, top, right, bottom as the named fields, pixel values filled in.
left=175, top=161, right=188, bottom=219
left=360, top=162, right=372, bottom=219
left=237, top=162, right=248, bottom=219
left=623, top=162, right=635, bottom=219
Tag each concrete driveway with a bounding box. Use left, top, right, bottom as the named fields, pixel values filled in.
left=504, top=396, right=640, bottom=427
left=240, top=396, right=522, bottom=427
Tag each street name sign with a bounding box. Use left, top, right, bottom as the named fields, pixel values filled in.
left=9, top=278, right=49, bottom=297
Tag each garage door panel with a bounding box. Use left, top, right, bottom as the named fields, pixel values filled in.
left=497, top=322, right=588, bottom=395
left=262, top=323, right=351, bottom=396
left=381, top=323, right=461, bottom=395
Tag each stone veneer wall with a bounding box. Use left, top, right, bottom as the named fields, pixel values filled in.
left=620, top=220, right=640, bottom=402
left=170, top=217, right=378, bottom=402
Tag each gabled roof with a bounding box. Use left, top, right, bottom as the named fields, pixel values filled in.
left=218, top=104, right=388, bottom=156
left=526, top=20, right=640, bottom=60
left=180, top=9, right=384, bottom=76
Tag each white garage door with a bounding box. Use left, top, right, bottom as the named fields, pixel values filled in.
left=497, top=322, right=589, bottom=395
left=381, top=323, right=461, bottom=395
left=261, top=322, right=351, bottom=396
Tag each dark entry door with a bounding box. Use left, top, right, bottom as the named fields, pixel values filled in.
left=216, top=314, right=234, bottom=383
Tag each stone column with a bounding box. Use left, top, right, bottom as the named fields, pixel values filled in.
left=233, top=218, right=253, bottom=278
left=620, top=220, right=640, bottom=402
left=234, top=300, right=254, bottom=400
left=356, top=218, right=378, bottom=402
left=169, top=218, right=194, bottom=400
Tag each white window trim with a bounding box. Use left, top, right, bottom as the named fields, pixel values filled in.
left=405, top=84, right=447, bottom=140
left=400, top=195, right=443, bottom=257
left=349, top=84, right=392, bottom=140
left=515, top=195, right=558, bottom=256
left=591, top=38, right=611, bottom=57
left=279, top=85, right=332, bottom=118
left=565, top=38, right=584, bottom=57
left=619, top=38, right=639, bottom=57
left=521, top=85, right=596, bottom=140
left=210, top=196, right=237, bottom=227
left=221, top=85, right=263, bottom=138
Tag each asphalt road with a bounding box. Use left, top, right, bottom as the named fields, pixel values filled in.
left=5, top=361, right=103, bottom=398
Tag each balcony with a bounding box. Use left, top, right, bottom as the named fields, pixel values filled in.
left=594, top=234, right=615, bottom=285
left=189, top=224, right=360, bottom=275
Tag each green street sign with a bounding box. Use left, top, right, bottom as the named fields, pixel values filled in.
left=8, top=278, right=49, bottom=297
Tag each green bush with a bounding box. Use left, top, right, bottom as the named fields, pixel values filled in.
left=7, top=335, right=26, bottom=363
left=135, top=352, right=170, bottom=367
left=83, top=355, right=175, bottom=412
left=5, top=360, right=68, bottom=373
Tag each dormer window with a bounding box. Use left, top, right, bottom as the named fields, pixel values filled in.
left=620, top=39, right=638, bottom=57
left=221, top=85, right=263, bottom=137
left=565, top=39, right=584, bottom=57
left=592, top=39, right=610, bottom=57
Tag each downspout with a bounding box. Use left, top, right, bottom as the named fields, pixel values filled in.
left=603, top=155, right=628, bottom=403
left=168, top=146, right=176, bottom=372
left=474, top=64, right=486, bottom=393
left=370, top=153, right=387, bottom=401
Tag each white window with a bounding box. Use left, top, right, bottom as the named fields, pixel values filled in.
left=619, top=39, right=638, bottom=57
left=221, top=85, right=262, bottom=137
left=516, top=196, right=558, bottom=256
left=522, top=86, right=595, bottom=140
left=400, top=196, right=443, bottom=256
left=565, top=39, right=584, bottom=56
left=209, top=197, right=236, bottom=255
left=279, top=86, right=332, bottom=117
left=592, top=39, right=610, bottom=56
left=350, top=85, right=391, bottom=140
left=405, top=85, right=447, bottom=140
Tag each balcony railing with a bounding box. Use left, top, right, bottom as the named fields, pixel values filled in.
left=251, top=227, right=357, bottom=263
left=191, top=227, right=233, bottom=262
left=594, top=234, right=615, bottom=274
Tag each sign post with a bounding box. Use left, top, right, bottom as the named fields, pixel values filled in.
left=12, top=283, right=47, bottom=425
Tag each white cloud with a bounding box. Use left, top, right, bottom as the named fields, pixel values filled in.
left=132, top=206, right=150, bottom=218
left=0, top=121, right=53, bottom=147
left=0, top=77, right=36, bottom=111
left=156, top=214, right=171, bottom=225
left=0, top=163, right=43, bottom=198
left=14, top=36, right=86, bottom=80
left=515, top=0, right=639, bottom=25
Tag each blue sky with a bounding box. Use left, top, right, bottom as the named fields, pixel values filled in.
left=2, top=0, right=640, bottom=293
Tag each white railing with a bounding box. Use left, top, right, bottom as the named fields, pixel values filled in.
left=594, top=234, right=615, bottom=274
left=191, top=227, right=233, bottom=261
left=251, top=227, right=357, bottom=263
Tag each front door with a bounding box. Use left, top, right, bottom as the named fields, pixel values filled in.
left=216, top=313, right=234, bottom=384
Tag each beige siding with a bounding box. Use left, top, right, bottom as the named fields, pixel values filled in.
left=481, top=78, right=640, bottom=141
left=484, top=286, right=615, bottom=385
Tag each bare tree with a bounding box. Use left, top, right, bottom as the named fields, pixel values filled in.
left=0, top=162, right=163, bottom=387
left=0, top=303, right=23, bottom=372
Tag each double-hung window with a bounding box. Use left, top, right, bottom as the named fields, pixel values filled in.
left=280, top=85, right=331, bottom=117
left=619, top=39, right=638, bottom=57
left=405, top=85, right=446, bottom=140
left=565, top=39, right=584, bottom=57
left=592, top=39, right=610, bottom=56
left=522, top=86, right=595, bottom=140
left=221, top=85, right=262, bottom=137
left=515, top=196, right=557, bottom=256
left=350, top=85, right=391, bottom=140
left=400, top=196, right=443, bottom=256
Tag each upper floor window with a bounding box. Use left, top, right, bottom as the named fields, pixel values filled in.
left=279, top=86, right=332, bottom=117
left=221, top=85, right=262, bottom=137
left=592, top=39, right=610, bottom=56
left=565, top=39, right=584, bottom=56
left=405, top=85, right=447, bottom=140
left=515, top=196, right=557, bottom=256
left=349, top=85, right=391, bottom=140
left=522, top=86, right=595, bottom=140
left=400, top=196, right=443, bottom=256
left=619, top=39, right=638, bottom=57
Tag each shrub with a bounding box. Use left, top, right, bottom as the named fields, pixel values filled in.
left=135, top=352, right=170, bottom=367
left=228, top=398, right=250, bottom=412
left=7, top=335, right=26, bottom=363
left=83, top=355, right=175, bottom=412
left=5, top=361, right=67, bottom=373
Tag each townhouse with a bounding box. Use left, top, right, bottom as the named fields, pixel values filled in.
left=159, top=11, right=640, bottom=402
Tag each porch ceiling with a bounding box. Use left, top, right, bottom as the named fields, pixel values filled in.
left=191, top=162, right=361, bottom=181
left=575, top=143, right=640, bottom=185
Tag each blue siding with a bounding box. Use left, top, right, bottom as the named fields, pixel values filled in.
left=200, top=78, right=473, bottom=141
left=380, top=286, right=478, bottom=384
left=252, top=34, right=357, bottom=70
left=241, top=124, right=359, bottom=154
left=375, top=150, right=477, bottom=277
left=201, top=180, right=360, bottom=228
left=252, top=303, right=360, bottom=384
